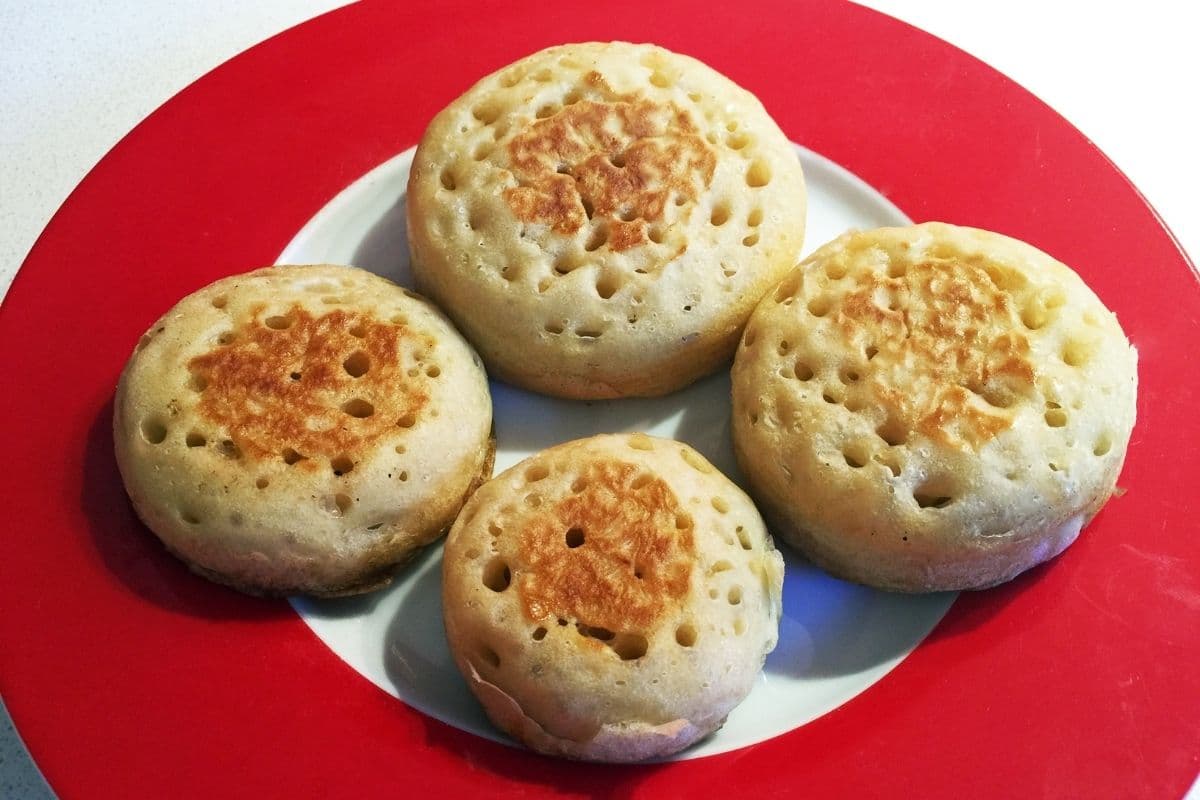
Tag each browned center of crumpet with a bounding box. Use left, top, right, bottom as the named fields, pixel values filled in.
left=517, top=460, right=695, bottom=637
left=188, top=304, right=431, bottom=466
left=504, top=71, right=716, bottom=251
left=836, top=259, right=1036, bottom=449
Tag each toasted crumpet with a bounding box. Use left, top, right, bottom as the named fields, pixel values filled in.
left=732, top=223, right=1137, bottom=592
left=408, top=42, right=806, bottom=398
left=442, top=434, right=784, bottom=761
left=114, top=265, right=493, bottom=597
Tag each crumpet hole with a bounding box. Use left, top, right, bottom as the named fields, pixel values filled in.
left=255, top=477, right=269, bottom=489
left=843, top=444, right=868, bottom=469
left=727, top=131, right=751, bottom=149
left=565, top=527, right=585, bottom=548
left=342, top=398, right=375, bottom=418
left=574, top=324, right=603, bottom=339
left=914, top=493, right=952, bottom=509
left=746, top=160, right=772, bottom=187
left=595, top=272, right=622, bottom=300
left=873, top=452, right=902, bottom=477
left=611, top=633, right=648, bottom=661
left=525, top=464, right=550, bottom=483
left=1045, top=408, right=1068, bottom=428
left=282, top=447, right=304, bottom=465
left=396, top=413, right=417, bottom=428
left=877, top=417, right=908, bottom=447
left=333, top=493, right=352, bottom=515
left=710, top=204, right=731, bottom=226
left=1021, top=302, right=1048, bottom=330
left=773, top=272, right=803, bottom=303
left=1094, top=433, right=1113, bottom=456
left=1063, top=337, right=1095, bottom=367
left=727, top=586, right=743, bottom=605
left=185, top=431, right=206, bottom=448
left=711, top=496, right=730, bottom=514
left=680, top=449, right=713, bottom=474
left=794, top=361, right=815, bottom=381
left=628, top=433, right=654, bottom=451
left=331, top=455, right=354, bottom=476
left=216, top=439, right=241, bottom=459
left=440, top=169, right=456, bottom=190
left=140, top=417, right=168, bottom=444
left=584, top=225, right=608, bottom=251
left=532, top=627, right=548, bottom=641
left=482, top=558, right=511, bottom=592
left=807, top=295, right=833, bottom=317
left=264, top=315, right=292, bottom=330
left=675, top=624, right=697, bottom=647
left=343, top=351, right=370, bottom=378
left=576, top=623, right=614, bottom=642
left=472, top=100, right=502, bottom=124
left=914, top=476, right=955, bottom=509
left=736, top=525, right=752, bottom=550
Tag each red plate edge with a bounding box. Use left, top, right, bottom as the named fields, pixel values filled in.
left=1, top=1, right=1197, bottom=797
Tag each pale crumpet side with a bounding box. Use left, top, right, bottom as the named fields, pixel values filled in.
left=441, top=433, right=784, bottom=761
left=408, top=42, right=806, bottom=398
left=114, top=265, right=494, bottom=597
left=731, top=223, right=1137, bottom=592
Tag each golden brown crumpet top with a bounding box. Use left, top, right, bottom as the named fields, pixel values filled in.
left=408, top=42, right=807, bottom=399
left=731, top=223, right=1138, bottom=592
left=516, top=459, right=695, bottom=640
left=187, top=304, right=431, bottom=465
left=442, top=434, right=784, bottom=761
left=114, top=265, right=493, bottom=597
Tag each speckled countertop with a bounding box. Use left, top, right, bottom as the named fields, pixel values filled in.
left=2, top=3, right=1196, bottom=798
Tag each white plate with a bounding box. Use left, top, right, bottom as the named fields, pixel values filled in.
left=279, top=145, right=956, bottom=758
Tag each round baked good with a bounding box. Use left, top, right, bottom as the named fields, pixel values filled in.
left=114, top=265, right=494, bottom=597
left=731, top=223, right=1138, bottom=592
left=407, top=41, right=806, bottom=399
left=441, top=433, right=784, bottom=761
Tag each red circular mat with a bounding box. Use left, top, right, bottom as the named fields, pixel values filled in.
left=2, top=1, right=1196, bottom=796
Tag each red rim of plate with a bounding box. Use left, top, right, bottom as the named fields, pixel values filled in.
left=2, top=1, right=1197, bottom=796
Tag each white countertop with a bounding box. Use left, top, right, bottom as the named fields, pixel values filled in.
left=2, top=3, right=1196, bottom=797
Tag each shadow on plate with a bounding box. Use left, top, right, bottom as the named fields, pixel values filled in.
left=80, top=399, right=290, bottom=621
left=350, top=193, right=413, bottom=287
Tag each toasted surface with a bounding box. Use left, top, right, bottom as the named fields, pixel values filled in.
left=442, top=434, right=784, bottom=761
left=408, top=42, right=806, bottom=398
left=731, top=223, right=1138, bottom=592
left=114, top=265, right=494, bottom=596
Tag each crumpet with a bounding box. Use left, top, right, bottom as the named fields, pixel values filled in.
left=441, top=434, right=784, bottom=761
left=114, top=265, right=494, bottom=597
left=408, top=42, right=806, bottom=398
left=731, top=223, right=1137, bottom=592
